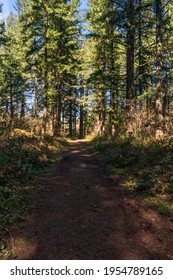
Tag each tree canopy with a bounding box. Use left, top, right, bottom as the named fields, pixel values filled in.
left=0, top=0, right=173, bottom=138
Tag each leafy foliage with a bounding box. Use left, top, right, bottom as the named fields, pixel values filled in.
left=93, top=135, right=173, bottom=216
left=0, top=132, right=66, bottom=226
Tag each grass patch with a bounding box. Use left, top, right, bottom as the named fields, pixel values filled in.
left=0, top=131, right=68, bottom=259
left=92, top=135, right=173, bottom=218
left=0, top=131, right=68, bottom=242
left=157, top=203, right=170, bottom=216
left=107, top=166, right=125, bottom=175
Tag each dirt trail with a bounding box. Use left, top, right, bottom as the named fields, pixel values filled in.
left=8, top=140, right=173, bottom=259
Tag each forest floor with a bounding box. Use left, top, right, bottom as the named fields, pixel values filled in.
left=3, top=139, right=173, bottom=260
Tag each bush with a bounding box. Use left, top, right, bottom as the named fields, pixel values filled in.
left=92, top=135, right=173, bottom=196
left=0, top=134, right=62, bottom=226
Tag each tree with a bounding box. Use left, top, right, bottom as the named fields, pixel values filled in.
left=155, top=0, right=163, bottom=130
left=15, top=0, right=80, bottom=136
left=126, top=0, right=135, bottom=133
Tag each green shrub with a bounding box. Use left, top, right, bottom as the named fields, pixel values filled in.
left=0, top=135, right=61, bottom=226
left=157, top=203, right=170, bottom=216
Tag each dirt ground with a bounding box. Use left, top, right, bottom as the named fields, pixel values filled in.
left=6, top=140, right=173, bottom=259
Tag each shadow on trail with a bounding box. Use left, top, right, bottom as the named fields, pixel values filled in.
left=10, top=140, right=173, bottom=260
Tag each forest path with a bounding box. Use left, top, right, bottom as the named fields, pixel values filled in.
left=9, top=140, right=173, bottom=259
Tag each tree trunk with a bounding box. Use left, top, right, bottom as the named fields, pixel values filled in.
left=163, top=32, right=169, bottom=117
left=138, top=0, right=143, bottom=96
left=34, top=63, right=39, bottom=119
left=126, top=0, right=135, bottom=134
left=9, top=86, right=14, bottom=136
left=155, top=0, right=163, bottom=129
left=79, top=76, right=84, bottom=138
left=56, top=89, right=62, bottom=136
left=109, top=36, right=115, bottom=136
left=69, top=84, right=73, bottom=138
left=43, top=15, right=49, bottom=135
left=20, top=88, right=25, bottom=125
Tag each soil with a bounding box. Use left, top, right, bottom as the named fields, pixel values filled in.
left=6, top=140, right=173, bottom=259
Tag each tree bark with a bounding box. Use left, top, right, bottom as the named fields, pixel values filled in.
left=155, top=0, right=163, bottom=127
left=109, top=34, right=115, bottom=136
left=20, top=88, right=25, bottom=124
left=69, top=84, right=73, bottom=138
left=79, top=76, right=84, bottom=138
left=126, top=0, right=135, bottom=134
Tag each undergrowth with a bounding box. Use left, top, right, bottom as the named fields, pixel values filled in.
left=0, top=130, right=68, bottom=257
left=92, top=135, right=173, bottom=218
left=0, top=133, right=67, bottom=225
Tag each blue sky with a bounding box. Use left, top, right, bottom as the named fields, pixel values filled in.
left=1, top=0, right=88, bottom=18
left=0, top=0, right=15, bottom=18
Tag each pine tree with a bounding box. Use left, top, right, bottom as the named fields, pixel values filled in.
left=16, top=0, right=80, bottom=136
left=155, top=0, right=163, bottom=130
